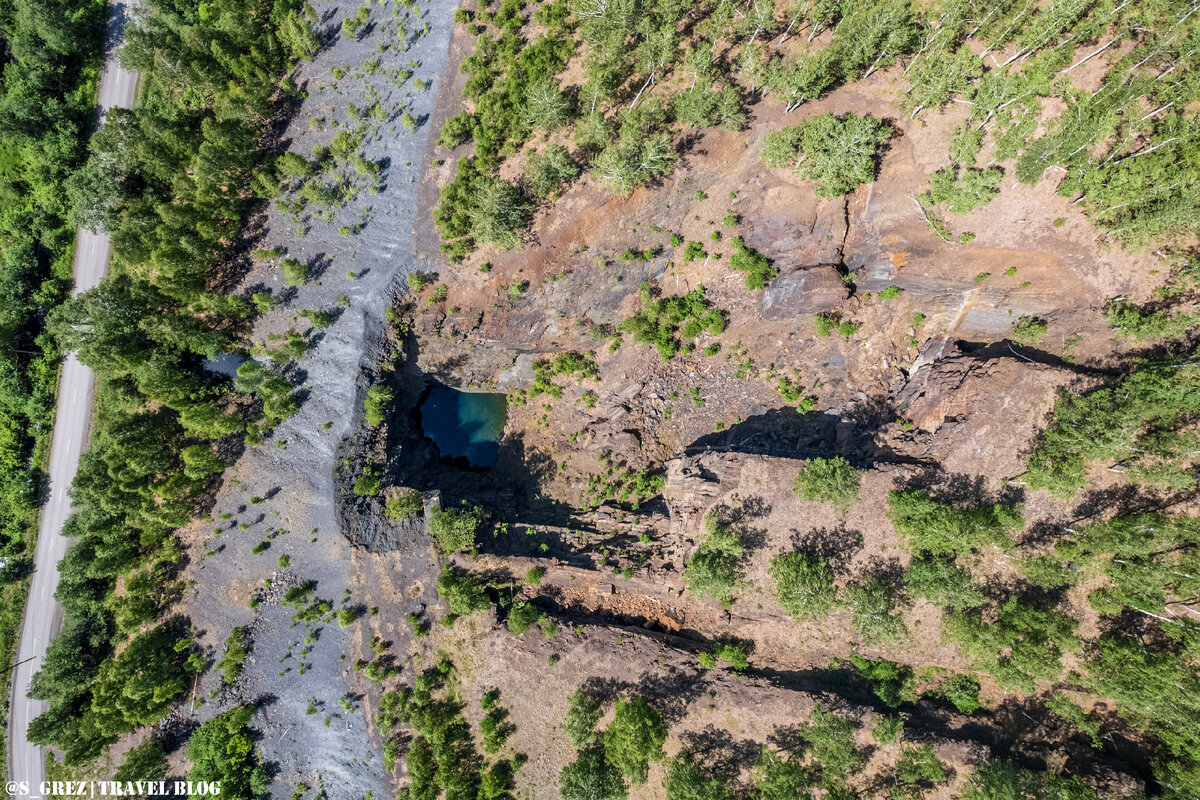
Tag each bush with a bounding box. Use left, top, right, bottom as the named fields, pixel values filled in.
left=619, top=286, right=725, bottom=362
left=926, top=166, right=1002, bottom=213
left=385, top=489, right=423, bottom=521
left=337, top=607, right=362, bottom=628
left=217, top=627, right=249, bottom=684
left=873, top=714, right=903, bottom=744
left=436, top=566, right=491, bottom=616
left=429, top=505, right=483, bottom=553
left=186, top=706, right=270, bottom=800
left=114, top=739, right=168, bottom=782
left=407, top=271, right=433, bottom=292
left=793, top=456, right=860, bottom=512
left=353, top=470, right=381, bottom=497
left=711, top=642, right=749, bottom=671
left=850, top=655, right=918, bottom=707
left=802, top=705, right=864, bottom=782
left=763, top=113, right=893, bottom=197
left=894, top=745, right=946, bottom=797
left=1012, top=315, right=1048, bottom=345
left=729, top=236, right=778, bottom=289
left=1105, top=300, right=1200, bottom=341
left=664, top=751, right=737, bottom=800
left=887, top=489, right=1022, bottom=557
left=560, top=747, right=627, bottom=800
left=506, top=601, right=539, bottom=635
left=281, top=258, right=309, bottom=286
left=364, top=384, right=393, bottom=426
left=769, top=552, right=837, bottom=620
left=944, top=598, right=1080, bottom=693
left=904, top=555, right=986, bottom=611
left=565, top=689, right=604, bottom=749
left=469, top=179, right=530, bottom=249
left=750, top=747, right=810, bottom=800
left=960, top=761, right=1098, bottom=800
left=524, top=144, right=580, bottom=198
left=843, top=576, right=908, bottom=646
left=683, top=515, right=745, bottom=607
left=603, top=696, right=667, bottom=785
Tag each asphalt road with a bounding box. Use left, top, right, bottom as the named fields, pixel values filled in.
left=7, top=0, right=139, bottom=787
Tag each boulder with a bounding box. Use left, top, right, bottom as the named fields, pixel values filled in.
left=761, top=266, right=849, bottom=319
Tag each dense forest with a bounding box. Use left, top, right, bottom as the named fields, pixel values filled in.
left=24, top=0, right=315, bottom=768
left=0, top=0, right=104, bottom=768
left=434, top=0, right=1200, bottom=259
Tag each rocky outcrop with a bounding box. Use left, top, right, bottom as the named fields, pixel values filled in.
left=761, top=266, right=850, bottom=318
left=886, top=340, right=1068, bottom=476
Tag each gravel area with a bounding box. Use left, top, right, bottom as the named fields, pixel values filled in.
left=181, top=2, right=456, bottom=797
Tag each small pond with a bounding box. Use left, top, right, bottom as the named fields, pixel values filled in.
left=418, top=386, right=508, bottom=468
left=204, top=352, right=247, bottom=379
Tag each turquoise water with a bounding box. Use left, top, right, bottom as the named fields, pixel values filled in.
left=419, top=386, right=508, bottom=467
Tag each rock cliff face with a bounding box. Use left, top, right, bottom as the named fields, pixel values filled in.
left=882, top=340, right=1073, bottom=477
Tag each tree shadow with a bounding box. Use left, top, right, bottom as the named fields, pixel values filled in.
left=630, top=664, right=712, bottom=725
left=789, top=526, right=864, bottom=573
left=677, top=726, right=763, bottom=777
left=896, top=466, right=1025, bottom=508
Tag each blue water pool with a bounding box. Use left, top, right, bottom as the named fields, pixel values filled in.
left=418, top=386, right=507, bottom=467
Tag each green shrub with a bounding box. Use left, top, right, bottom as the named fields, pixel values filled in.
left=844, top=576, right=908, bottom=646
left=560, top=747, right=626, bottom=800
left=802, top=705, right=864, bottom=782
left=770, top=552, right=837, bottom=620
left=603, top=695, right=667, bottom=785
left=873, top=714, right=903, bottom=744
left=429, top=505, right=483, bottom=553
left=750, top=747, right=809, bottom=800
left=850, top=655, right=918, bottom=707
left=436, top=566, right=491, bottom=616
left=904, top=555, right=986, bottom=611
left=281, top=258, right=309, bottom=286
left=793, top=456, right=860, bottom=512
left=894, top=744, right=946, bottom=797
left=385, top=489, right=423, bottom=521
left=887, top=489, right=1021, bottom=557
left=682, top=515, right=745, bottom=607
left=762, top=113, right=893, bottom=197
left=353, top=470, right=381, bottom=497
left=1105, top=300, right=1200, bottom=341
left=337, top=607, right=362, bottom=628
left=507, top=601, right=539, bottom=635
left=926, top=166, right=1002, bottom=213
left=523, top=144, right=580, bottom=198
left=960, top=762, right=1098, bottom=800
left=364, top=384, right=393, bottom=426
left=711, top=642, right=749, bottom=671
left=407, top=271, right=433, bottom=292
left=217, top=627, right=249, bottom=684
left=619, top=286, right=725, bottom=362
left=729, top=236, right=777, bottom=289
left=564, top=689, right=603, bottom=749
left=944, top=598, right=1079, bottom=693
left=1012, top=316, right=1048, bottom=345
